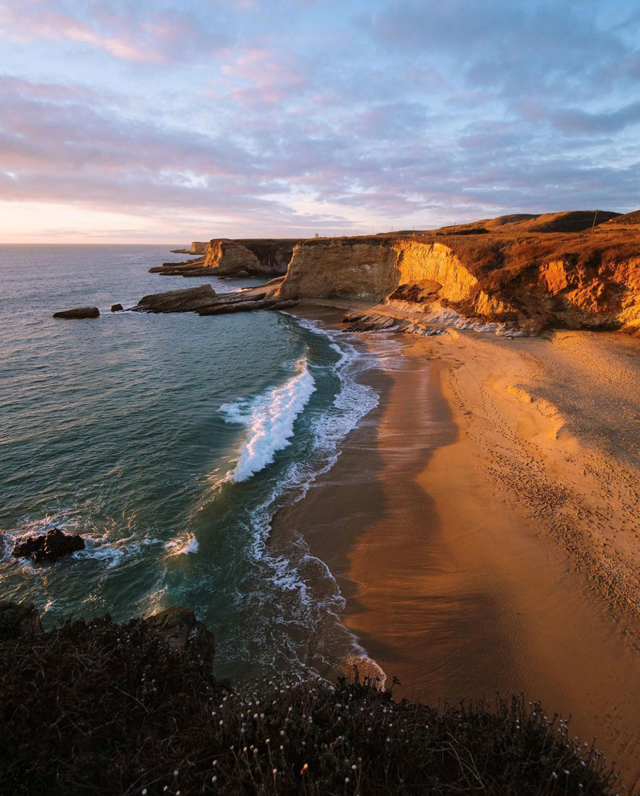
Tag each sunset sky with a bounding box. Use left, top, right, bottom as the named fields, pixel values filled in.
left=1, top=0, right=639, bottom=242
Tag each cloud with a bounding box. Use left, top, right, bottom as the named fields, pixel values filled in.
left=0, top=0, right=639, bottom=240
left=0, top=0, right=229, bottom=64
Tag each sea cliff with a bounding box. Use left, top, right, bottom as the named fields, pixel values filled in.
left=144, top=210, right=640, bottom=336
left=276, top=210, right=640, bottom=335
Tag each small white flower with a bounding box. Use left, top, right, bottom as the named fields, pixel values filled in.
left=212, top=776, right=217, bottom=783
left=345, top=777, right=350, bottom=784
left=173, top=770, right=179, bottom=777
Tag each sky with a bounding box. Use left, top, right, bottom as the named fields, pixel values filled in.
left=0, top=0, right=639, bottom=242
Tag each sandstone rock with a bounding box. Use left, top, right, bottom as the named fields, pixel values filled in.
left=53, top=307, right=100, bottom=319
left=202, top=238, right=301, bottom=277
left=111, top=303, right=123, bottom=312
left=144, top=607, right=215, bottom=664
left=134, top=284, right=217, bottom=313
left=388, top=280, right=442, bottom=303
left=13, top=527, right=85, bottom=563
left=273, top=218, right=640, bottom=334
left=0, top=601, right=43, bottom=639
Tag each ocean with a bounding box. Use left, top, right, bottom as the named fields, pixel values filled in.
left=0, top=245, right=380, bottom=681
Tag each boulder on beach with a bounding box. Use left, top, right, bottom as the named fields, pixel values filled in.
left=13, top=527, right=85, bottom=563
left=134, top=284, right=217, bottom=313
left=53, top=307, right=100, bottom=319
left=111, top=303, right=124, bottom=312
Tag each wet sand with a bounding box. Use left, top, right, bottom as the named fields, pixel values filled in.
left=274, top=310, right=640, bottom=790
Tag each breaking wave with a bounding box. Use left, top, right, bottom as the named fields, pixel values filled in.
left=220, top=357, right=316, bottom=482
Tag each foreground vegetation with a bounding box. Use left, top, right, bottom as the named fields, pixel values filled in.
left=0, top=613, right=618, bottom=795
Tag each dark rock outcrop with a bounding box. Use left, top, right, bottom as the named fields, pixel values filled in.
left=53, top=307, right=100, bottom=319
left=196, top=297, right=298, bottom=316
left=134, top=284, right=217, bottom=313
left=12, top=528, right=85, bottom=563
left=0, top=601, right=44, bottom=639
left=144, top=606, right=215, bottom=665
left=111, top=303, right=123, bottom=312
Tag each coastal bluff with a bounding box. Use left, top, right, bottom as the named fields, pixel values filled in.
left=151, top=237, right=301, bottom=278
left=275, top=210, right=640, bottom=335
left=142, top=210, right=640, bottom=336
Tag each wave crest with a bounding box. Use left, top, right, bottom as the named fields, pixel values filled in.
left=220, top=358, right=316, bottom=482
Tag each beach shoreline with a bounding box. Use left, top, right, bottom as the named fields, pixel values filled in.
left=278, top=306, right=640, bottom=790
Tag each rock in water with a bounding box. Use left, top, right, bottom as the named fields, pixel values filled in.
left=13, top=527, right=85, bottom=562
left=144, top=607, right=215, bottom=664
left=53, top=307, right=100, bottom=319
left=0, top=602, right=43, bottom=639
left=111, top=303, right=124, bottom=312
left=134, top=284, right=217, bottom=313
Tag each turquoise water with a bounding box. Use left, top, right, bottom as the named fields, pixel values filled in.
left=0, top=245, right=379, bottom=679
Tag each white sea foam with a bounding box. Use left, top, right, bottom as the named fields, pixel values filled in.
left=1, top=512, right=164, bottom=571
left=216, top=317, right=392, bottom=675
left=165, top=532, right=199, bottom=556
left=220, top=357, right=317, bottom=482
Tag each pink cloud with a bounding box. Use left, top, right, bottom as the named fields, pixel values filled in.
left=0, top=1, right=226, bottom=63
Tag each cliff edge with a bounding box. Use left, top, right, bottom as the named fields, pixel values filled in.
left=277, top=211, right=640, bottom=334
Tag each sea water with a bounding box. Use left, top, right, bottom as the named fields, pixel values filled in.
left=0, top=245, right=380, bottom=680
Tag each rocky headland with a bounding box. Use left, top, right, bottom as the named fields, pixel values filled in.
left=151, top=237, right=301, bottom=279
left=274, top=210, right=640, bottom=335
left=53, top=209, right=640, bottom=335
left=134, top=209, right=640, bottom=337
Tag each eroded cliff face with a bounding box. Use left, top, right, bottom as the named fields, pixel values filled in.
left=276, top=226, right=640, bottom=334
left=279, top=239, right=398, bottom=299
left=279, top=239, right=480, bottom=302
left=394, top=241, right=478, bottom=303
left=204, top=240, right=260, bottom=275
left=203, top=238, right=301, bottom=276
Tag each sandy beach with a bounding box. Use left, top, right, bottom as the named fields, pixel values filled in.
left=275, top=308, right=640, bottom=790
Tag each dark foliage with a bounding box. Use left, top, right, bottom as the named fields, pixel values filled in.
left=0, top=616, right=617, bottom=795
